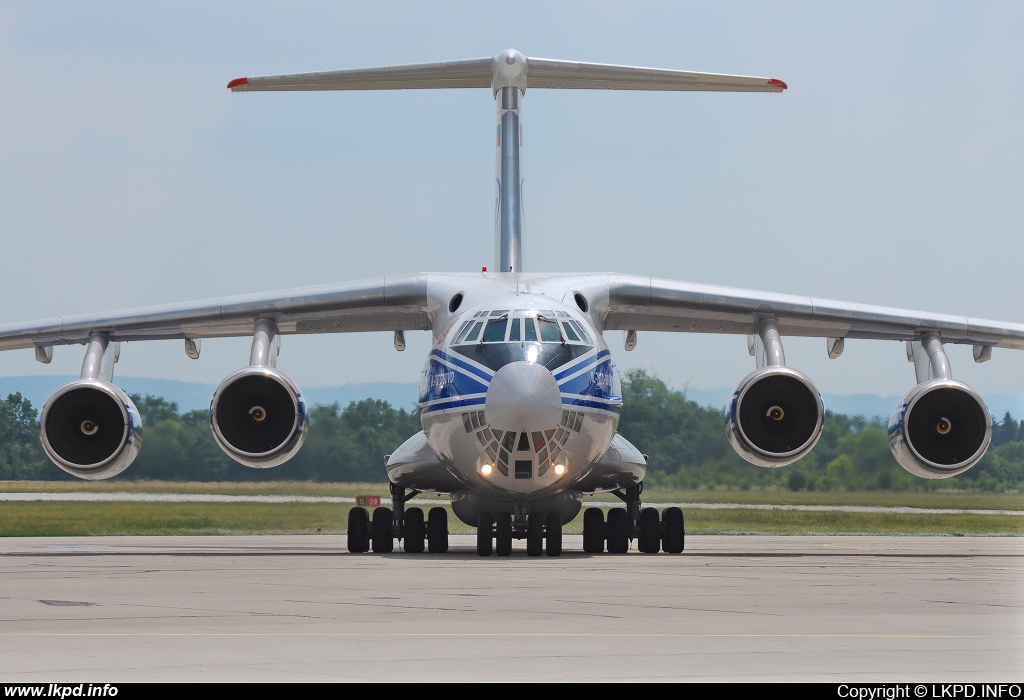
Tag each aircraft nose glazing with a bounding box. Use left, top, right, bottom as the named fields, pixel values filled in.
left=484, top=361, right=562, bottom=432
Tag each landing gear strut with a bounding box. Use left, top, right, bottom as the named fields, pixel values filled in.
left=580, top=481, right=685, bottom=555
left=345, top=482, right=449, bottom=554
left=390, top=481, right=449, bottom=554
left=607, top=483, right=643, bottom=553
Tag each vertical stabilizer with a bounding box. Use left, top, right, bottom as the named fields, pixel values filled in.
left=492, top=50, right=527, bottom=273
left=228, top=52, right=787, bottom=275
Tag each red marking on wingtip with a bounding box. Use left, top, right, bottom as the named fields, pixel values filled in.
left=767, top=78, right=787, bottom=89
left=227, top=77, right=249, bottom=89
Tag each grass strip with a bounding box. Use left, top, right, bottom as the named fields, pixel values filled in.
left=1, top=501, right=1019, bottom=537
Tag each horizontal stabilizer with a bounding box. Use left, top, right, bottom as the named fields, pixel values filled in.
left=228, top=52, right=786, bottom=94
left=527, top=58, right=785, bottom=92
left=227, top=58, right=492, bottom=92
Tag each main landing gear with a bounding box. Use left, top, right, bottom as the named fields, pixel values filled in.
left=475, top=509, right=563, bottom=557
left=580, top=483, right=685, bottom=555
left=346, top=482, right=450, bottom=554
left=346, top=480, right=684, bottom=556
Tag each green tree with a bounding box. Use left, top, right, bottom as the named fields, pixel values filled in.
left=287, top=399, right=421, bottom=482
left=993, top=412, right=1021, bottom=448
left=0, top=392, right=50, bottom=479
left=617, top=370, right=748, bottom=488
left=129, top=394, right=181, bottom=426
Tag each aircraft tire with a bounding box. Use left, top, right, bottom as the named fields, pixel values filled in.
left=477, top=513, right=493, bottom=556
left=427, top=507, right=449, bottom=553
left=371, top=507, right=394, bottom=553
left=582, top=508, right=605, bottom=553
left=526, top=514, right=544, bottom=556
left=403, top=507, right=425, bottom=553
left=545, top=512, right=562, bottom=557
left=607, top=507, right=629, bottom=554
left=496, top=512, right=513, bottom=556
left=638, top=507, right=661, bottom=554
left=662, top=507, right=685, bottom=554
left=347, top=506, right=369, bottom=553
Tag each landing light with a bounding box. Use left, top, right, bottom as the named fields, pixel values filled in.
left=480, top=463, right=494, bottom=477
left=553, top=463, right=566, bottom=476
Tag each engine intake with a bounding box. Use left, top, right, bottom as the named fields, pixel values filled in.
left=40, top=380, right=142, bottom=480
left=210, top=366, right=307, bottom=468
left=726, top=367, right=824, bottom=468
left=888, top=379, right=991, bottom=479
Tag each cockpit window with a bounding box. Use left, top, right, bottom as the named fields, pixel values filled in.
left=538, top=317, right=562, bottom=343
left=482, top=316, right=508, bottom=343
left=452, top=309, right=594, bottom=347
left=523, top=316, right=538, bottom=341
left=464, top=321, right=483, bottom=343
left=453, top=321, right=474, bottom=344
left=568, top=320, right=591, bottom=344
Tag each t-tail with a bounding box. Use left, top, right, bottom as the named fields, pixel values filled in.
left=228, top=51, right=786, bottom=273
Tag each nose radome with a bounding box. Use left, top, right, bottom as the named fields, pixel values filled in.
left=485, top=361, right=562, bottom=433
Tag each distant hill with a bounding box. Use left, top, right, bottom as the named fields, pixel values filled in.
left=1, top=375, right=1020, bottom=422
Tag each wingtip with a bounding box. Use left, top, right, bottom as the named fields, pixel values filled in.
left=766, top=78, right=787, bottom=90
left=227, top=77, right=249, bottom=90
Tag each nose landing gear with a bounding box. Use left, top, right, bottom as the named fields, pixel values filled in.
left=475, top=508, right=563, bottom=557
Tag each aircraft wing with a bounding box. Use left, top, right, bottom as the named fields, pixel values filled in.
left=0, top=274, right=432, bottom=351
left=596, top=273, right=1024, bottom=350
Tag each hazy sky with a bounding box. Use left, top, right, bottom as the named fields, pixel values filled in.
left=0, top=2, right=1021, bottom=400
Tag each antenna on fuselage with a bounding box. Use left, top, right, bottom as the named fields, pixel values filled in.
left=228, top=52, right=787, bottom=274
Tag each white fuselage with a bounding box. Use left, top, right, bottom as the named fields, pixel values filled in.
left=385, top=277, right=646, bottom=525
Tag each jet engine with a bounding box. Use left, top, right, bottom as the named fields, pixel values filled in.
left=726, top=366, right=824, bottom=468
left=888, top=379, right=991, bottom=479
left=40, top=379, right=142, bottom=480
left=210, top=366, right=308, bottom=468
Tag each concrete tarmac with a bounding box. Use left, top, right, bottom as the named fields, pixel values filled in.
left=0, top=535, right=1021, bottom=682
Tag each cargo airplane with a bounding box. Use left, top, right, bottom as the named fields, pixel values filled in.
left=2, top=50, right=1022, bottom=556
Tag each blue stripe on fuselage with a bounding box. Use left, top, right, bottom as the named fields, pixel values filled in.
left=430, top=348, right=493, bottom=383
left=419, top=355, right=491, bottom=406
left=420, top=346, right=618, bottom=415
left=557, top=356, right=615, bottom=400
left=553, top=349, right=610, bottom=381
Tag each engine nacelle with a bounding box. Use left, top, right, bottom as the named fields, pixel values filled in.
left=726, top=367, right=824, bottom=468
left=210, top=366, right=308, bottom=468
left=888, top=379, right=991, bottom=479
left=40, top=379, right=142, bottom=480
